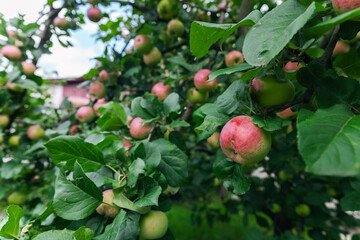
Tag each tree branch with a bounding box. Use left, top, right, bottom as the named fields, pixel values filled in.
left=175, top=103, right=195, bottom=132
left=110, top=0, right=148, bottom=12
left=320, top=25, right=339, bottom=68
left=161, top=42, right=186, bottom=54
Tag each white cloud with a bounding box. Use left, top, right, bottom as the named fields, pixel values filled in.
left=0, top=0, right=46, bottom=22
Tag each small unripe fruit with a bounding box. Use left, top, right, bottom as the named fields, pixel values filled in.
left=225, top=51, right=244, bottom=67
left=27, top=125, right=45, bottom=141
left=151, top=82, right=171, bottom=101
left=143, top=48, right=162, bottom=66
left=96, top=190, right=120, bottom=218
left=295, top=204, right=311, bottom=217
left=194, top=69, right=217, bottom=92
left=167, top=19, right=184, bottom=38
left=7, top=192, right=26, bottom=205
left=130, top=117, right=153, bottom=140
left=333, top=41, right=350, bottom=55
left=134, top=35, right=152, bottom=55
left=283, top=62, right=302, bottom=72
left=93, top=99, right=107, bottom=116
left=1, top=45, right=22, bottom=61
left=76, top=106, right=96, bottom=123
left=187, top=87, right=208, bottom=104
left=0, top=115, right=9, bottom=128
left=207, top=131, right=220, bottom=149
left=0, top=135, right=3, bottom=144
left=276, top=107, right=298, bottom=120
left=89, top=81, right=106, bottom=99
left=279, top=170, right=292, bottom=181
left=99, top=70, right=109, bottom=82
left=6, top=82, right=23, bottom=92
left=21, top=61, right=36, bottom=76
left=157, top=0, right=175, bottom=19
left=220, top=116, right=271, bottom=165
left=332, top=0, right=360, bottom=13
left=87, top=7, right=103, bottom=22
left=9, top=135, right=20, bottom=147
left=139, top=210, right=168, bottom=239
left=69, top=125, right=82, bottom=135
left=270, top=203, right=282, bottom=213
left=54, top=17, right=69, bottom=30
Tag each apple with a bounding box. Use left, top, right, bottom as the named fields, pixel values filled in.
left=163, top=125, right=174, bottom=140
left=127, top=116, right=133, bottom=124
left=279, top=170, right=292, bottom=181
left=7, top=192, right=26, bottom=205
left=69, top=125, right=82, bottom=135
left=333, top=41, right=350, bottom=55
left=87, top=7, right=103, bottom=22
left=0, top=135, right=3, bottom=144
left=295, top=204, right=311, bottom=217
left=134, top=35, right=152, bottom=55
left=213, top=178, right=221, bottom=187
left=219, top=116, right=271, bottom=165
left=130, top=117, right=153, bottom=140
left=283, top=62, right=302, bottom=72
left=194, top=69, right=217, bottom=92
left=187, top=87, right=208, bottom=104
left=6, top=30, right=16, bottom=37
left=76, top=106, right=96, bottom=123
left=225, top=51, right=244, bottom=67
left=332, top=0, right=360, bottom=12
left=207, top=131, right=220, bottom=149
left=93, top=99, right=107, bottom=116
left=53, top=17, right=69, bottom=30
left=218, top=0, right=227, bottom=9
left=27, top=125, right=45, bottom=141
left=96, top=190, right=120, bottom=218
left=151, top=82, right=171, bottom=101
left=250, top=75, right=295, bottom=108
left=326, top=187, right=337, bottom=197
left=1, top=45, right=22, bottom=61
left=276, top=107, right=298, bottom=120
left=0, top=114, right=9, bottom=128
left=9, top=135, right=20, bottom=147
left=157, top=0, right=175, bottom=19
left=270, top=203, right=282, bottom=213
left=143, top=48, right=162, bottom=66
left=99, top=70, right=109, bottom=82
left=89, top=81, right=106, bottom=99
left=123, top=139, right=132, bottom=148
left=167, top=19, right=184, bottom=38
left=139, top=210, right=168, bottom=239
left=21, top=61, right=36, bottom=76
left=6, top=82, right=23, bottom=92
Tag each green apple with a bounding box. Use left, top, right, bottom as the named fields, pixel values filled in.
left=295, top=204, right=311, bottom=217
left=270, top=203, right=282, bottom=213
left=27, top=125, right=45, bottom=141
left=143, top=48, right=162, bottom=66
left=167, top=19, right=184, bottom=38
left=7, top=192, right=26, bottom=205
left=187, top=87, right=208, bottom=104
left=157, top=0, right=175, bottom=19
left=9, top=135, right=20, bottom=147
left=207, top=131, right=220, bottom=149
left=139, top=210, right=168, bottom=239
left=0, top=114, right=9, bottom=128
left=134, top=35, right=152, bottom=55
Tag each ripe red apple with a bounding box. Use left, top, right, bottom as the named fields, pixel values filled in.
left=187, top=87, right=208, bottom=104
left=9, top=135, right=20, bottom=147
left=332, top=0, right=360, bottom=12
left=76, top=106, right=96, bottom=123
left=1, top=45, right=22, bottom=61
left=283, top=62, right=302, bottom=72
left=93, top=98, right=107, bottom=115
left=7, top=192, right=26, bottom=205
left=6, top=82, right=23, bottom=92
left=54, top=17, right=69, bottom=30
left=6, top=30, right=16, bottom=37
left=127, top=116, right=133, bottom=124
left=220, top=116, right=271, bottom=165
left=157, top=0, right=175, bottom=19
left=207, top=131, right=220, bottom=149
left=27, top=125, right=45, bottom=141
left=151, top=82, right=171, bottom=101
left=250, top=76, right=295, bottom=108
left=99, top=70, right=109, bottom=82
left=218, top=0, right=227, bottom=9
left=143, top=48, right=162, bottom=66
left=167, top=19, right=184, bottom=38
left=69, top=125, right=82, bottom=135
left=123, top=139, right=132, bottom=148
left=225, top=51, right=244, bottom=67
left=87, top=7, right=103, bottom=22
left=21, top=61, right=36, bottom=76
left=139, top=210, right=168, bottom=239
left=130, top=117, right=153, bottom=140
left=96, top=190, right=120, bottom=218
left=89, top=81, right=106, bottom=99
left=295, top=204, right=311, bottom=217
left=333, top=41, right=350, bottom=55
left=194, top=69, right=217, bottom=92
left=134, top=35, right=152, bottom=55
left=276, top=107, right=298, bottom=120
left=0, top=114, right=9, bottom=128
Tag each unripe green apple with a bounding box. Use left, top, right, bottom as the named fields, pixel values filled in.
left=96, top=190, right=120, bottom=218
left=220, top=116, right=271, bottom=165
left=87, top=7, right=103, bottom=22
left=27, top=125, right=45, bottom=141
left=283, top=62, right=302, bottom=72
left=89, top=81, right=106, bottom=99
left=69, top=125, right=82, bottom=135
left=7, top=192, right=26, bottom=205
left=0, top=114, right=9, bottom=128
left=326, top=187, right=337, bottom=197
left=276, top=107, right=298, bottom=120
left=207, top=131, right=220, bottom=149
left=6, top=82, right=23, bottom=92
left=167, top=19, right=184, bottom=38
left=332, top=0, right=360, bottom=13
left=225, top=51, right=244, bottom=67
left=99, top=70, right=109, bottom=82
left=134, top=35, right=152, bottom=55
left=187, top=87, right=208, bottom=104
left=93, top=98, right=107, bottom=116
left=279, top=170, right=292, bottom=181
left=139, top=210, right=168, bottom=239
left=194, top=69, right=217, bottom=92
left=143, top=48, right=162, bottom=66
left=270, top=203, right=282, bottom=213
left=0, top=135, right=3, bottom=144
left=21, top=61, right=36, bottom=76
left=130, top=117, right=153, bottom=140
left=76, top=106, right=96, bottom=123
left=9, top=135, right=20, bottom=147
left=53, top=17, right=70, bottom=30
left=1, top=45, right=22, bottom=61
left=295, top=204, right=311, bottom=217
left=250, top=75, right=295, bottom=108
left=157, top=0, right=175, bottom=19
left=151, top=82, right=171, bottom=101
left=225, top=35, right=236, bottom=45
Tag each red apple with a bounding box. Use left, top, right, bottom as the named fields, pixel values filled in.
left=207, top=131, right=220, bottom=149
left=1, top=45, right=22, bottom=61
left=333, top=41, right=350, bottom=55
left=99, top=70, right=109, bottom=82
left=283, top=61, right=303, bottom=72
left=194, top=69, right=217, bottom=92
left=69, top=125, right=82, bottom=135
left=127, top=116, right=133, bottom=124
left=220, top=116, right=271, bottom=165
left=87, top=7, right=103, bottom=22
left=27, top=125, right=45, bottom=141
left=143, top=48, right=162, bottom=66
left=134, top=35, right=152, bottom=55
left=332, top=0, right=360, bottom=12
left=76, top=106, right=96, bottom=123
left=0, top=115, right=9, bottom=128
left=123, top=139, right=132, bottom=148
left=130, top=117, right=153, bottom=140
left=218, top=0, right=227, bottom=9
left=6, top=30, right=16, bottom=37
left=96, top=190, right=120, bottom=218
left=21, top=61, right=36, bottom=76
left=151, top=82, right=171, bottom=101
left=54, top=17, right=69, bottom=30
left=89, top=81, right=106, bottom=99
left=225, top=51, right=244, bottom=67
left=9, top=135, right=20, bottom=147
left=167, top=19, right=184, bottom=38
left=187, top=87, right=208, bottom=104
left=93, top=98, right=107, bottom=116
left=276, top=107, right=298, bottom=120
left=6, top=82, right=23, bottom=92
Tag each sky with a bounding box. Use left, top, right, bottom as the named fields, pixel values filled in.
left=1, top=0, right=129, bottom=78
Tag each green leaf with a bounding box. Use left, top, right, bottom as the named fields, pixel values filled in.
left=167, top=56, right=204, bottom=72
left=96, top=102, right=127, bottom=131
left=297, top=104, right=360, bottom=176
left=243, top=0, right=316, bottom=66
left=113, top=191, right=150, bottom=214
left=73, top=226, right=94, bottom=240
left=127, top=158, right=145, bottom=186
left=252, top=115, right=286, bottom=131
left=340, top=190, right=360, bottom=211
left=190, top=10, right=262, bottom=58
left=53, top=163, right=102, bottom=220
left=131, top=97, right=155, bottom=119
left=215, top=80, right=245, bottom=115
left=208, top=63, right=254, bottom=82
left=169, top=120, right=190, bottom=128
left=45, top=136, right=105, bottom=172
left=135, top=178, right=162, bottom=207
left=163, top=93, right=181, bottom=116
left=33, top=229, right=74, bottom=240
left=1, top=161, right=22, bottom=179
left=195, top=114, right=230, bottom=142
left=0, top=205, right=23, bottom=239
left=333, top=48, right=360, bottom=79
